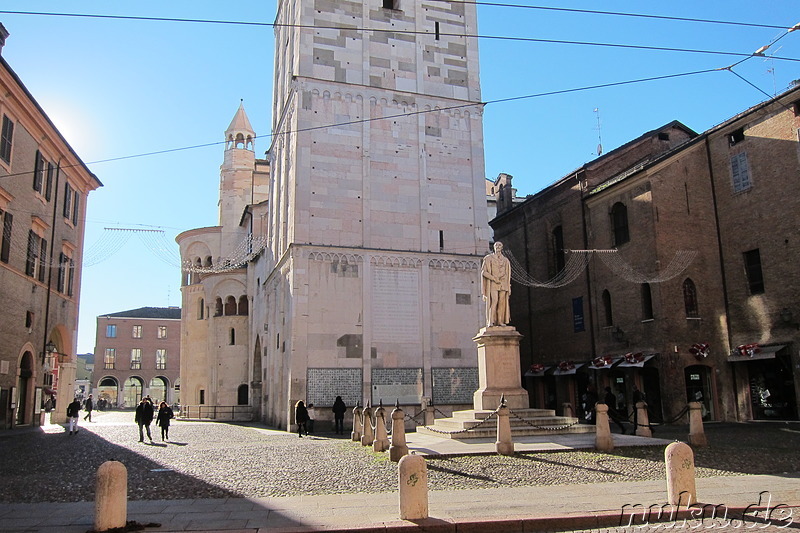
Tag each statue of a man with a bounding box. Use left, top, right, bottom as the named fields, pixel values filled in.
left=481, top=241, right=511, bottom=327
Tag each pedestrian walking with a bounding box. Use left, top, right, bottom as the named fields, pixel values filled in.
left=307, top=403, right=316, bottom=434
left=156, top=401, right=174, bottom=441
left=83, top=394, right=93, bottom=422
left=135, top=397, right=155, bottom=442
left=295, top=400, right=309, bottom=438
left=603, top=386, right=627, bottom=434
left=66, top=397, right=81, bottom=435
left=581, top=384, right=598, bottom=424
left=332, top=396, right=347, bottom=435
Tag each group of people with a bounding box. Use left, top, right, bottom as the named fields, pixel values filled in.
left=580, top=384, right=648, bottom=434
left=135, top=396, right=174, bottom=442
left=294, top=396, right=348, bottom=437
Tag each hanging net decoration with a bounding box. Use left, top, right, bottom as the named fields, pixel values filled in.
left=181, top=234, right=268, bottom=274
left=502, top=248, right=696, bottom=288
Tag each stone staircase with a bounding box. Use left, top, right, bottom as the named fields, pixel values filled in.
left=415, top=407, right=595, bottom=439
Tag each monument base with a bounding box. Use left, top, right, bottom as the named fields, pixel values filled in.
left=472, top=326, right=529, bottom=410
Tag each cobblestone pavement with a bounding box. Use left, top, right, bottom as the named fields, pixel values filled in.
left=1, top=411, right=798, bottom=504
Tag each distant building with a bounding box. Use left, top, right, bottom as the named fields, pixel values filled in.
left=92, top=307, right=181, bottom=408
left=74, top=352, right=94, bottom=399
left=491, top=86, right=800, bottom=423
left=0, top=24, right=102, bottom=429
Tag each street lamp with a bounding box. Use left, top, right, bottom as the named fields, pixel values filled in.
left=42, top=341, right=57, bottom=371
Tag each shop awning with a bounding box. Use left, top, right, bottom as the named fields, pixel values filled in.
left=588, top=357, right=623, bottom=370
left=728, top=344, right=786, bottom=363
left=617, top=353, right=657, bottom=368
left=552, top=363, right=586, bottom=376
left=524, top=366, right=551, bottom=377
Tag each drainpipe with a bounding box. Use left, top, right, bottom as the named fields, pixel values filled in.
left=41, top=159, right=61, bottom=364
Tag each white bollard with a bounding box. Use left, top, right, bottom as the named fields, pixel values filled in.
left=665, top=441, right=697, bottom=507
left=398, top=453, right=428, bottom=520
left=361, top=404, right=374, bottom=446
left=351, top=404, right=362, bottom=442
left=495, top=401, right=514, bottom=456
left=594, top=403, right=614, bottom=451
left=635, top=401, right=652, bottom=438
left=94, top=460, right=127, bottom=531
left=373, top=403, right=390, bottom=453
left=687, top=402, right=707, bottom=448
left=389, top=403, right=409, bottom=462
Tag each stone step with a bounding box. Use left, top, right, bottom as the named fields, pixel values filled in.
left=430, top=416, right=576, bottom=430
left=414, top=407, right=597, bottom=439
left=415, top=422, right=596, bottom=440
left=449, top=408, right=557, bottom=420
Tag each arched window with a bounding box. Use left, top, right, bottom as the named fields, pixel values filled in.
left=230, top=328, right=236, bottom=345
left=683, top=278, right=698, bottom=317
left=238, top=295, right=249, bottom=316
left=192, top=258, right=201, bottom=284
left=198, top=298, right=204, bottom=320
left=602, top=289, right=613, bottom=327
left=237, top=384, right=249, bottom=405
left=552, top=225, right=565, bottom=274
left=224, top=296, right=237, bottom=316
left=611, top=202, right=629, bottom=246
left=204, top=256, right=213, bottom=267
left=215, top=297, right=223, bottom=317
left=641, top=283, right=653, bottom=320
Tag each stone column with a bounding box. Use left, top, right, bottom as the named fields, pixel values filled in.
left=361, top=404, right=374, bottom=446
left=665, top=441, right=696, bottom=507
left=389, top=403, right=409, bottom=462
left=373, top=403, right=390, bottom=452
left=398, top=454, right=428, bottom=520
left=351, top=404, right=362, bottom=442
left=594, top=403, right=614, bottom=451
left=473, top=327, right=529, bottom=410
left=95, top=461, right=127, bottom=531
left=687, top=402, right=707, bottom=448
left=495, top=401, right=514, bottom=456
left=634, top=401, right=652, bottom=437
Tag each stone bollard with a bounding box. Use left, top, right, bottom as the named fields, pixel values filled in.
left=594, top=403, right=614, bottom=451
left=389, top=402, right=409, bottom=462
left=635, top=401, right=652, bottom=438
left=373, top=402, right=390, bottom=453
left=562, top=402, right=573, bottom=418
left=351, top=404, right=363, bottom=442
left=495, top=399, right=514, bottom=456
left=665, top=441, right=697, bottom=507
left=687, top=402, right=707, bottom=448
left=424, top=402, right=435, bottom=426
left=95, top=460, right=127, bottom=532
left=361, top=403, right=375, bottom=446
left=398, top=453, right=428, bottom=520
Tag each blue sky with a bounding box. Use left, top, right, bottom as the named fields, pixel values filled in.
left=0, top=2, right=798, bottom=353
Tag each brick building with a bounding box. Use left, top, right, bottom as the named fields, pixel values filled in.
left=491, top=85, right=800, bottom=423
left=92, top=307, right=181, bottom=408
left=0, top=24, right=102, bottom=429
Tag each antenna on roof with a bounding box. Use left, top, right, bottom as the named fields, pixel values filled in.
left=594, top=108, right=603, bottom=156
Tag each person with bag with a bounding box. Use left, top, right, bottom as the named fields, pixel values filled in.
left=156, top=401, right=175, bottom=441
left=295, top=400, right=310, bottom=438
left=66, top=397, right=81, bottom=435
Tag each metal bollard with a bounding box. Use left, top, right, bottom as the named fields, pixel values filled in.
left=361, top=403, right=374, bottom=446
left=373, top=402, right=390, bottom=453
left=594, top=403, right=614, bottom=451
left=665, top=441, right=696, bottom=507
left=351, top=404, right=362, bottom=442
left=389, top=401, right=409, bottom=462
left=398, top=453, right=428, bottom=520
left=634, top=401, right=652, bottom=438
left=95, top=460, right=127, bottom=531
left=687, top=402, right=707, bottom=447
left=495, top=397, right=514, bottom=456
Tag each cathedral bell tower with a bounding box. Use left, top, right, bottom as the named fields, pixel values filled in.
left=219, top=101, right=256, bottom=255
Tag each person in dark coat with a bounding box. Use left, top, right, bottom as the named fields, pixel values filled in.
left=604, top=386, right=626, bottom=434
left=135, top=398, right=155, bottom=442
left=66, top=398, right=81, bottom=435
left=332, top=396, right=347, bottom=435
left=581, top=385, right=598, bottom=424
left=156, top=401, right=174, bottom=441
left=295, top=400, right=310, bottom=438
left=83, top=394, right=93, bottom=422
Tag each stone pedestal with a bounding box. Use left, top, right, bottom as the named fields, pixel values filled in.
left=473, top=326, right=529, bottom=410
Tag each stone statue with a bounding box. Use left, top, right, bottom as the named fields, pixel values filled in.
left=481, top=241, right=511, bottom=327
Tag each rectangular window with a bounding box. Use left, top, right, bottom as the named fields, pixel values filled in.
left=130, top=349, right=142, bottom=370
left=104, top=348, right=116, bottom=369
left=72, top=193, right=80, bottom=225
left=156, top=349, right=166, bottom=370
left=743, top=249, right=765, bottom=294
left=199, top=389, right=205, bottom=405
left=157, top=326, right=167, bottom=339
left=0, top=115, right=13, bottom=163
left=56, top=252, right=66, bottom=292
left=0, top=210, right=11, bottom=263
left=728, top=128, right=745, bottom=146
left=25, top=230, right=37, bottom=277
left=33, top=151, right=45, bottom=193
left=106, top=324, right=117, bottom=338
left=45, top=162, right=54, bottom=201
left=731, top=152, right=751, bottom=193
left=132, top=325, right=142, bottom=338
left=63, top=183, right=73, bottom=220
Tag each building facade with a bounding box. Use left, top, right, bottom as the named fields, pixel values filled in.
left=92, top=307, right=182, bottom=408
left=0, top=24, right=102, bottom=429
left=491, top=86, right=800, bottom=423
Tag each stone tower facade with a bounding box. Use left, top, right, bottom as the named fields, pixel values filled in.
left=252, top=0, right=490, bottom=429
